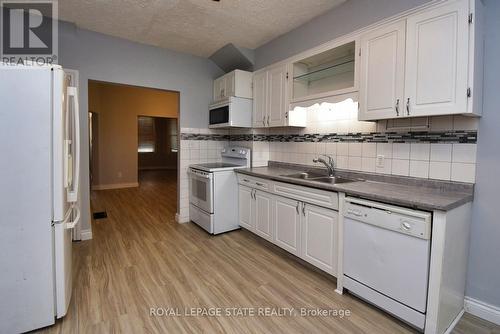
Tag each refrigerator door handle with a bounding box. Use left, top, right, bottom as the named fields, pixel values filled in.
left=65, top=205, right=80, bottom=230
left=67, top=86, right=80, bottom=203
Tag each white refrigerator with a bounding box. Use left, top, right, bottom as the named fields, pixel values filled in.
left=0, top=63, right=81, bottom=333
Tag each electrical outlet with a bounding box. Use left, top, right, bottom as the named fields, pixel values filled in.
left=376, top=155, right=385, bottom=168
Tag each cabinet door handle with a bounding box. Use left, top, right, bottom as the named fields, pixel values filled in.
left=302, top=203, right=306, bottom=216
left=267, top=115, right=270, bottom=126
left=262, top=116, right=265, bottom=126
left=296, top=202, right=300, bottom=214
left=252, top=189, right=256, bottom=200
left=406, top=98, right=410, bottom=116
left=395, top=99, right=400, bottom=116
left=285, top=111, right=288, bottom=119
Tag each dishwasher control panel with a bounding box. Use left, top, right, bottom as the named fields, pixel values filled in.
left=344, top=198, right=432, bottom=239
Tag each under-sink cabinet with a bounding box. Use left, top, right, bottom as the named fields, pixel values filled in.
left=301, top=203, right=338, bottom=275
left=273, top=196, right=301, bottom=256
left=237, top=175, right=338, bottom=276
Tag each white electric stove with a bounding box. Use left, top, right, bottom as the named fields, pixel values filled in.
left=188, top=147, right=251, bottom=234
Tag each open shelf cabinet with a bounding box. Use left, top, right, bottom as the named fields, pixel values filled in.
left=292, top=40, right=358, bottom=102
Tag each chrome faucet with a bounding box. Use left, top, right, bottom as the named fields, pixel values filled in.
left=313, top=155, right=335, bottom=177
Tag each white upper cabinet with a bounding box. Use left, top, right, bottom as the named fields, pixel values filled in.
left=404, top=0, right=469, bottom=117
left=212, top=69, right=253, bottom=102
left=268, top=64, right=288, bottom=127
left=359, top=0, right=482, bottom=120
left=358, top=21, right=406, bottom=121
left=213, top=76, right=225, bottom=102
left=224, top=70, right=236, bottom=97
left=252, top=63, right=306, bottom=128
left=252, top=70, right=268, bottom=128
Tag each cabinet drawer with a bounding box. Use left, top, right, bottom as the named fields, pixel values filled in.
left=273, top=181, right=338, bottom=210
left=237, top=174, right=271, bottom=191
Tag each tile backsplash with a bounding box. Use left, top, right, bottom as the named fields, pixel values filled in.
left=228, top=100, right=478, bottom=183
left=178, top=107, right=479, bottom=220
left=267, top=141, right=477, bottom=183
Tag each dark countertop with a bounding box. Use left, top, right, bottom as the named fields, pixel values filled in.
left=235, top=164, right=474, bottom=211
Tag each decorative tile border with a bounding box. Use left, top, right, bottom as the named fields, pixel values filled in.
left=181, top=131, right=477, bottom=144
left=180, top=133, right=229, bottom=141
left=265, top=130, right=477, bottom=143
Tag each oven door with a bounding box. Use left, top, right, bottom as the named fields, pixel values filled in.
left=188, top=168, right=214, bottom=213
left=209, top=104, right=230, bottom=128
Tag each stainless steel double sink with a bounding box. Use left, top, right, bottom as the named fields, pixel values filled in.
left=280, top=172, right=357, bottom=184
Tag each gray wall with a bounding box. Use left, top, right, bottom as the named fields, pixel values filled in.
left=255, top=0, right=431, bottom=69
left=58, top=21, right=223, bottom=231
left=466, top=0, right=500, bottom=308
left=254, top=0, right=500, bottom=309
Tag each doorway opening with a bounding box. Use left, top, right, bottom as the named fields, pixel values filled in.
left=137, top=115, right=178, bottom=189
left=87, top=80, right=179, bottom=225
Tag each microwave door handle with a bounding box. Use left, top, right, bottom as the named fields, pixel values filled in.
left=67, top=86, right=80, bottom=203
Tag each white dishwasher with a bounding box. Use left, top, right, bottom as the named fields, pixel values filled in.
left=343, top=197, right=432, bottom=330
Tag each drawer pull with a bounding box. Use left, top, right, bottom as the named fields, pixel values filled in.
left=243, top=179, right=250, bottom=183
left=255, top=182, right=265, bottom=187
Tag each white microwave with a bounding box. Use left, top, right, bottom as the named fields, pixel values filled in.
left=208, top=96, right=252, bottom=128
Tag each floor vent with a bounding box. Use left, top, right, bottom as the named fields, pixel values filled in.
left=93, top=211, right=107, bottom=219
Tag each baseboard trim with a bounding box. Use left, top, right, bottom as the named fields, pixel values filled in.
left=92, top=182, right=139, bottom=190
left=444, top=309, right=464, bottom=334
left=175, top=213, right=189, bottom=224
left=80, top=229, right=93, bottom=240
left=465, top=297, right=500, bottom=325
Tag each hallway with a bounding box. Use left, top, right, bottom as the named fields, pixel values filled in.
left=39, top=171, right=496, bottom=333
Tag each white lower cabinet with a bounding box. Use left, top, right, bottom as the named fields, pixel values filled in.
left=238, top=185, right=254, bottom=231
left=254, top=190, right=274, bottom=242
left=273, top=196, right=301, bottom=256
left=238, top=186, right=274, bottom=242
left=238, top=181, right=338, bottom=276
left=301, top=203, right=338, bottom=276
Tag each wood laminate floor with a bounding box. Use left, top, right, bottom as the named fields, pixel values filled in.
left=38, top=170, right=499, bottom=334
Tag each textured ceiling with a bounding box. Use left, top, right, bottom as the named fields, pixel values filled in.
left=58, top=0, right=346, bottom=57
